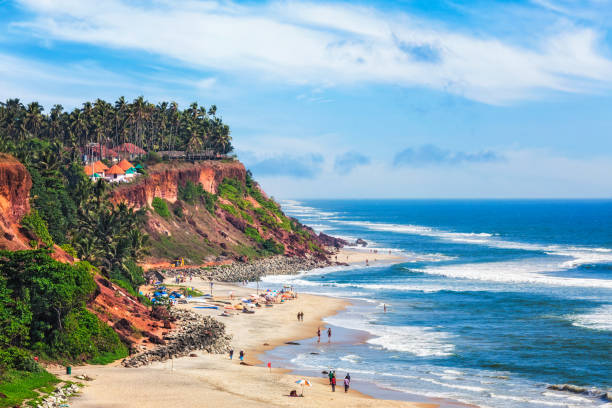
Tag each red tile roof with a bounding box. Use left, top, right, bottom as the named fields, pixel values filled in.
left=106, top=164, right=125, bottom=175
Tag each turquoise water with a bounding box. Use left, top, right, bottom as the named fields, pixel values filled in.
left=263, top=200, right=612, bottom=408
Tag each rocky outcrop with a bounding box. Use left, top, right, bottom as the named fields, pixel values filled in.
left=153, top=255, right=330, bottom=283
left=547, top=384, right=612, bottom=402
left=0, top=153, right=32, bottom=251
left=111, top=160, right=246, bottom=208
left=121, top=310, right=230, bottom=367
left=318, top=232, right=348, bottom=249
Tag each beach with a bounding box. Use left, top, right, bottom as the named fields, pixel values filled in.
left=54, top=275, right=436, bottom=408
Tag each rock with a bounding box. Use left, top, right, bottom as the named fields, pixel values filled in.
left=284, top=341, right=300, bottom=345
left=318, top=232, right=348, bottom=249
left=122, top=310, right=230, bottom=368
left=354, top=238, right=368, bottom=247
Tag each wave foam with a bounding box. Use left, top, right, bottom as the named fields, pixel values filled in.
left=414, top=260, right=612, bottom=289
left=566, top=304, right=612, bottom=331
left=330, top=219, right=612, bottom=271
left=325, top=314, right=455, bottom=357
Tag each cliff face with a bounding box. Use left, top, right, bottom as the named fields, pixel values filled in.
left=0, top=154, right=32, bottom=250
left=111, top=161, right=246, bottom=208
left=111, top=160, right=329, bottom=265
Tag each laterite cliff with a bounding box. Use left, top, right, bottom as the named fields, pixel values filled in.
left=110, top=160, right=331, bottom=265
left=111, top=160, right=246, bottom=208
left=0, top=153, right=32, bottom=250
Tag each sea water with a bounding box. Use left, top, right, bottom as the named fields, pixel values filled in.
left=261, top=200, right=612, bottom=408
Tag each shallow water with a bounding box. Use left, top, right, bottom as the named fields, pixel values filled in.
left=261, top=200, right=612, bottom=408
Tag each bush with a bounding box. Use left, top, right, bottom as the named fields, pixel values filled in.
left=47, top=308, right=127, bottom=363
left=178, top=181, right=217, bottom=213
left=0, top=347, right=40, bottom=372
left=173, top=205, right=184, bottom=219
left=244, top=226, right=262, bottom=242
left=262, top=238, right=284, bottom=255
left=59, top=244, right=78, bottom=258
left=20, top=210, right=53, bottom=247
left=152, top=197, right=171, bottom=218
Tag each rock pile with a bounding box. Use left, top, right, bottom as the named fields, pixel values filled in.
left=155, top=255, right=330, bottom=283
left=122, top=309, right=230, bottom=368
left=35, top=384, right=80, bottom=408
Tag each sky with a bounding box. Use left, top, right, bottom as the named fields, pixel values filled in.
left=1, top=0, right=611, bottom=198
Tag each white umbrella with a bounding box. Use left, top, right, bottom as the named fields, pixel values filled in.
left=295, top=379, right=311, bottom=396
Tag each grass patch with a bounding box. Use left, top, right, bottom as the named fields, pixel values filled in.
left=233, top=244, right=261, bottom=260
left=88, top=347, right=128, bottom=365
left=152, top=197, right=171, bottom=219
left=0, top=369, right=58, bottom=408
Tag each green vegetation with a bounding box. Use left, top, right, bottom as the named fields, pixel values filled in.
left=0, top=369, right=58, bottom=408
left=178, top=181, right=217, bottom=213
left=148, top=235, right=219, bottom=264
left=20, top=210, right=53, bottom=247
left=262, top=238, right=285, bottom=255
left=218, top=203, right=238, bottom=217
left=244, top=226, right=262, bottom=242
left=0, top=97, right=233, bottom=158
left=0, top=250, right=125, bottom=366
left=152, top=197, right=171, bottom=219
left=59, top=243, right=78, bottom=258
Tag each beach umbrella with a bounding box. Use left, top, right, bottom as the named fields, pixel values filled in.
left=295, top=379, right=311, bottom=396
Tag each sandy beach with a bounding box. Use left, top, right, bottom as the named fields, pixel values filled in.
left=53, top=275, right=437, bottom=408
left=334, top=247, right=409, bottom=265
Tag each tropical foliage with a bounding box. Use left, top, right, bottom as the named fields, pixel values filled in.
left=0, top=250, right=126, bottom=369
left=0, top=97, right=233, bottom=155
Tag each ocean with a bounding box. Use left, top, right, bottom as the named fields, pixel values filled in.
left=261, top=200, right=612, bottom=408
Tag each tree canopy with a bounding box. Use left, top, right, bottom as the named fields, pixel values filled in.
left=0, top=97, right=233, bottom=155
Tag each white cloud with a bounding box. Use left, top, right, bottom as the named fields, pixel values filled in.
left=11, top=0, right=612, bottom=104
left=252, top=146, right=612, bottom=198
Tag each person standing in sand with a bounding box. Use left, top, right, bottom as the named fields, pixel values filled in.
left=344, top=376, right=350, bottom=393
left=328, top=370, right=333, bottom=384
left=239, top=350, right=244, bottom=362
left=229, top=349, right=234, bottom=360
left=331, top=374, right=336, bottom=392
left=317, top=327, right=321, bottom=342
left=327, top=327, right=332, bottom=342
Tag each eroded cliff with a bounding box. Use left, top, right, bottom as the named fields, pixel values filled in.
left=111, top=160, right=246, bottom=208
left=0, top=153, right=32, bottom=250
left=110, top=160, right=330, bottom=265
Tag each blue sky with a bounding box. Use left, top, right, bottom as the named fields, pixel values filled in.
left=1, top=0, right=611, bottom=198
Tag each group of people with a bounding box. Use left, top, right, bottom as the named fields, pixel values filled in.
left=228, top=349, right=245, bottom=362
left=317, top=327, right=332, bottom=342
left=328, top=370, right=351, bottom=393
left=296, top=311, right=304, bottom=321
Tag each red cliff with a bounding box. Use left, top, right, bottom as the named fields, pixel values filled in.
left=0, top=153, right=32, bottom=250
left=111, top=160, right=246, bottom=208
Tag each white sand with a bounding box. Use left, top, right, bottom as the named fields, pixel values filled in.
left=55, top=278, right=436, bottom=408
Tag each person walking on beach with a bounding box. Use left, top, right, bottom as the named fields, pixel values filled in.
left=317, top=327, right=321, bottom=342
left=331, top=374, right=336, bottom=392
left=239, top=350, right=244, bottom=362
left=328, top=370, right=334, bottom=384
left=327, top=327, right=332, bottom=342
left=344, top=376, right=350, bottom=393
left=229, top=349, right=234, bottom=360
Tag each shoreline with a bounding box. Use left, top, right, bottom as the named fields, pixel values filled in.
left=54, top=268, right=438, bottom=408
